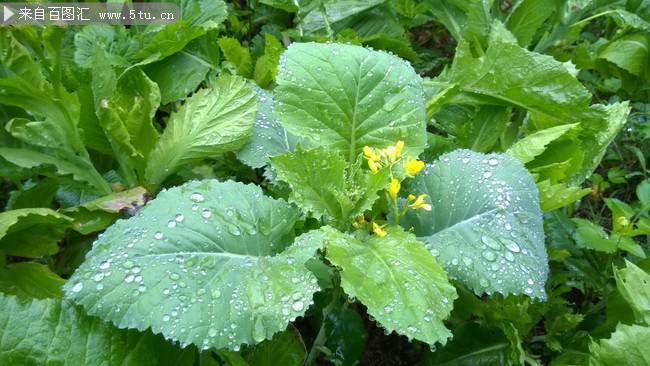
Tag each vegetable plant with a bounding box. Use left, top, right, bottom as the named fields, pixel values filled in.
left=1, top=0, right=648, bottom=365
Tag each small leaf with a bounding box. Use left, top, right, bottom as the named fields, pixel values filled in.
left=65, top=180, right=324, bottom=350
left=506, top=0, right=554, bottom=47
left=244, top=327, right=307, bottom=366
left=0, top=208, right=73, bottom=258
left=62, top=187, right=149, bottom=234
left=507, top=123, right=579, bottom=164
left=219, top=37, right=253, bottom=77
left=421, top=323, right=512, bottom=366
left=537, top=180, right=590, bottom=212
left=598, top=33, right=649, bottom=77
left=0, top=262, right=65, bottom=299
left=144, top=51, right=211, bottom=105
left=324, top=227, right=457, bottom=346
left=589, top=323, right=650, bottom=366
left=275, top=42, right=427, bottom=162
left=402, top=149, right=548, bottom=299
left=254, top=34, right=284, bottom=88
left=615, top=260, right=650, bottom=325
left=145, top=75, right=257, bottom=187
left=0, top=294, right=195, bottom=365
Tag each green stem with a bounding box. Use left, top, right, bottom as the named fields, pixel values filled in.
left=392, top=196, right=400, bottom=225
left=319, top=0, right=334, bottom=40
left=306, top=287, right=340, bottom=365
left=569, top=10, right=617, bottom=29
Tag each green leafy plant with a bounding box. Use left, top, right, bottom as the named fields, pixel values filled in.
left=1, top=1, right=649, bottom=365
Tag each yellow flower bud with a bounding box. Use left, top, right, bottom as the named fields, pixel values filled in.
left=405, top=158, right=424, bottom=177
left=352, top=215, right=366, bottom=229
left=368, top=159, right=381, bottom=174
left=389, top=178, right=401, bottom=199
left=372, top=222, right=387, bottom=237
left=395, top=140, right=404, bottom=157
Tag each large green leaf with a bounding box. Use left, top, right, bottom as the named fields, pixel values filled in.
left=589, top=323, right=650, bottom=366
left=615, top=260, right=650, bottom=325
left=0, top=294, right=194, bottom=365
left=455, top=106, right=511, bottom=153
left=402, top=149, right=548, bottom=299
left=0, top=208, right=73, bottom=258
left=427, top=22, right=591, bottom=122
left=92, top=48, right=161, bottom=185
left=275, top=42, right=427, bottom=162
left=64, top=180, right=324, bottom=350
left=145, top=75, right=257, bottom=187
left=324, top=227, right=457, bottom=346
left=235, top=88, right=303, bottom=169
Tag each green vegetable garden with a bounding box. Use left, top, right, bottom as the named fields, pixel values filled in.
left=1, top=0, right=649, bottom=365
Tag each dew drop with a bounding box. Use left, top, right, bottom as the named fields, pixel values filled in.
left=502, top=239, right=521, bottom=253
left=481, top=236, right=501, bottom=250
left=292, top=301, right=304, bottom=312
left=482, top=250, right=497, bottom=262
left=190, top=193, right=205, bottom=202
left=72, top=282, right=84, bottom=293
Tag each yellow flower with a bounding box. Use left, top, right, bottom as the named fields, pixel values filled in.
left=368, top=159, right=381, bottom=174
left=363, top=146, right=378, bottom=161
left=372, top=222, right=387, bottom=237
left=408, top=194, right=432, bottom=211
left=404, top=158, right=424, bottom=177
left=388, top=178, right=400, bottom=199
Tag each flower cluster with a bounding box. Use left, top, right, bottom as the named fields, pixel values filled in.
left=359, top=140, right=433, bottom=237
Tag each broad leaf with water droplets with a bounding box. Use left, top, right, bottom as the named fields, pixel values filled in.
left=64, top=180, right=324, bottom=351
left=324, top=227, right=457, bottom=346
left=145, top=75, right=257, bottom=187
left=236, top=88, right=304, bottom=169
left=275, top=42, right=427, bottom=162
left=402, top=149, right=548, bottom=299
left=0, top=294, right=195, bottom=365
